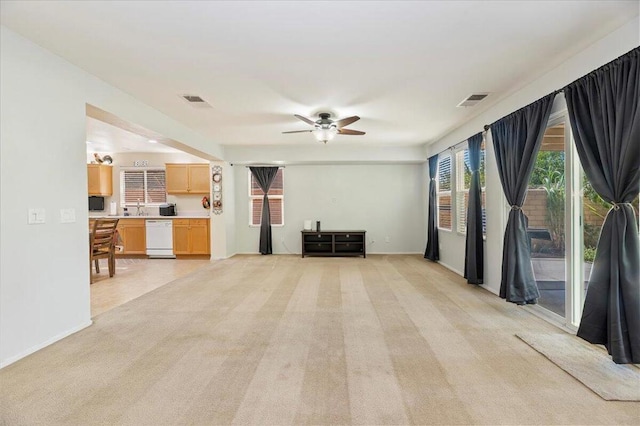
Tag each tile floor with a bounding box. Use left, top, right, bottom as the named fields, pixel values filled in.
left=90, top=257, right=211, bottom=316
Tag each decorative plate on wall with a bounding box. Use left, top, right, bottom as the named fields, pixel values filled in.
left=212, top=165, right=223, bottom=215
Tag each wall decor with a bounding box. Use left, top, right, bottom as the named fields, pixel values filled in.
left=212, top=165, right=223, bottom=214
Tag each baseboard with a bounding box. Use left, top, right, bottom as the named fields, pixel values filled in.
left=369, top=252, right=423, bottom=255
left=0, top=320, right=92, bottom=369
left=212, top=252, right=238, bottom=260
left=437, top=260, right=464, bottom=277
left=235, top=252, right=423, bottom=256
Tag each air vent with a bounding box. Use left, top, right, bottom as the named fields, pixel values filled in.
left=457, top=93, right=489, bottom=108
left=180, top=94, right=212, bottom=108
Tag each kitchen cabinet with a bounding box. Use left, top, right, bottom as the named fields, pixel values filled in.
left=87, top=164, right=113, bottom=196
left=173, top=219, right=210, bottom=255
left=116, top=219, right=146, bottom=255
left=165, top=163, right=210, bottom=194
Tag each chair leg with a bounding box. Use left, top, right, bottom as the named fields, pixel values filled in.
left=90, top=259, right=94, bottom=284
left=108, top=253, right=115, bottom=277
left=95, top=259, right=100, bottom=274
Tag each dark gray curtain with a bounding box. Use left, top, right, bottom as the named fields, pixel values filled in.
left=565, top=47, right=639, bottom=364
left=491, top=93, right=556, bottom=304
left=249, top=167, right=279, bottom=255
left=424, top=155, right=439, bottom=261
left=464, top=132, right=484, bottom=284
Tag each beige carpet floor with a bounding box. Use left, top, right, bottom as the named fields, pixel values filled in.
left=517, top=332, right=640, bottom=401
left=1, top=255, right=639, bottom=425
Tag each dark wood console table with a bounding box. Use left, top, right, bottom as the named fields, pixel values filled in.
left=301, top=230, right=366, bottom=258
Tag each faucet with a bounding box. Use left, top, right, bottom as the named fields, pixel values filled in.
left=136, top=199, right=145, bottom=216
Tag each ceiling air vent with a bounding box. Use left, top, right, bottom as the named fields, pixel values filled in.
left=180, top=94, right=212, bottom=108
left=457, top=93, right=489, bottom=108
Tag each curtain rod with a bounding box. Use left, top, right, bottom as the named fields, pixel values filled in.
left=433, top=129, right=487, bottom=158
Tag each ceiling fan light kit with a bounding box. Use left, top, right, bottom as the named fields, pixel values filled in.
left=284, top=112, right=365, bottom=144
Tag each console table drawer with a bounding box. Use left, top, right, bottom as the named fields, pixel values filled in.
left=303, top=234, right=332, bottom=243
left=334, top=233, right=364, bottom=243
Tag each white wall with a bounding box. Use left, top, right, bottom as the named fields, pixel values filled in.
left=426, top=17, right=639, bottom=295
left=1, top=27, right=91, bottom=367
left=210, top=161, right=237, bottom=259
left=233, top=164, right=426, bottom=254
left=0, top=26, right=222, bottom=367
left=224, top=144, right=426, bottom=165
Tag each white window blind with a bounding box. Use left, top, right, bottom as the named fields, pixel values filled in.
left=249, top=169, right=284, bottom=226
left=437, top=155, right=452, bottom=230
left=121, top=169, right=167, bottom=206
left=456, top=150, right=471, bottom=234
left=455, top=146, right=486, bottom=235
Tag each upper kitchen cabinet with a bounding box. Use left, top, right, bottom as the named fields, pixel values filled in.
left=87, top=164, right=113, bottom=196
left=165, top=163, right=210, bottom=194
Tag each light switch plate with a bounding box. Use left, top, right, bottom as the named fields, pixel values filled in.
left=60, top=208, right=76, bottom=223
left=28, top=208, right=46, bottom=224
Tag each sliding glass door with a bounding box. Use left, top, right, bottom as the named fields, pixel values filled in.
left=526, top=114, right=585, bottom=328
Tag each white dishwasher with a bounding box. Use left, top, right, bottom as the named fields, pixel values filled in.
left=146, top=220, right=175, bottom=258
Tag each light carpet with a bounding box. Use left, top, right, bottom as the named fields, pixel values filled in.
left=2, top=255, right=639, bottom=425
left=517, top=332, right=640, bottom=401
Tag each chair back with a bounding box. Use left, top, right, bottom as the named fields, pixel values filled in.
left=91, top=218, right=119, bottom=254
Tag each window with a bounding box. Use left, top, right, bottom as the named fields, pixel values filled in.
left=249, top=169, right=284, bottom=226
left=437, top=155, right=452, bottom=230
left=120, top=169, right=167, bottom=206
left=455, top=144, right=486, bottom=234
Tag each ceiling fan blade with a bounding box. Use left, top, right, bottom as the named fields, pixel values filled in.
left=337, top=128, right=365, bottom=135
left=335, top=116, right=360, bottom=128
left=282, top=130, right=314, bottom=134
left=294, top=114, right=316, bottom=126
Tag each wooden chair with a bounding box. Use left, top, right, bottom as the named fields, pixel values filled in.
left=90, top=218, right=119, bottom=284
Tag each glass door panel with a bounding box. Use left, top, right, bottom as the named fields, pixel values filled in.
left=526, top=122, right=567, bottom=318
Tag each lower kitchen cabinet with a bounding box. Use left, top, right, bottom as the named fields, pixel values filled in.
left=116, top=219, right=146, bottom=255
left=173, top=219, right=210, bottom=255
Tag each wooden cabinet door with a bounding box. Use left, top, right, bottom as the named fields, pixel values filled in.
left=172, top=220, right=190, bottom=255
left=165, top=164, right=189, bottom=194
left=125, top=223, right=146, bottom=254
left=87, top=165, right=101, bottom=195
left=117, top=219, right=146, bottom=254
left=188, top=165, right=210, bottom=194
left=87, top=165, right=113, bottom=196
left=189, top=219, right=210, bottom=254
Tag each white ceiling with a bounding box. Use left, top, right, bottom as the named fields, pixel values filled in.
left=2, top=1, right=638, bottom=150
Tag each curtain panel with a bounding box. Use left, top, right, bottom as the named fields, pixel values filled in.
left=464, top=132, right=484, bottom=284
left=491, top=93, right=556, bottom=304
left=424, top=155, right=439, bottom=261
left=565, top=47, right=639, bottom=364
left=249, top=167, right=280, bottom=255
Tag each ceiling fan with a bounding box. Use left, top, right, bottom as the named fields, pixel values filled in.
left=283, top=113, right=365, bottom=143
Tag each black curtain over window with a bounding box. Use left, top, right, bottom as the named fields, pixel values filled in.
left=565, top=47, right=639, bottom=364
left=464, top=132, right=484, bottom=284
left=491, top=93, right=556, bottom=304
left=249, top=167, right=279, bottom=255
left=424, top=155, right=439, bottom=261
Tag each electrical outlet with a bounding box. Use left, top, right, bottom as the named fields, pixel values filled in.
left=60, top=208, right=76, bottom=223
